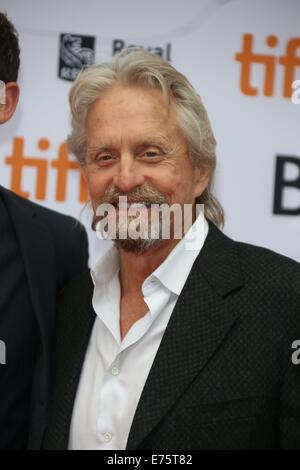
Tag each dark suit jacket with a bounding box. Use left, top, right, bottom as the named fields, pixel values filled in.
left=43, top=222, right=300, bottom=450
left=0, top=186, right=89, bottom=449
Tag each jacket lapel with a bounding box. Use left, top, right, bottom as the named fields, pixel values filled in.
left=43, top=273, right=96, bottom=450
left=126, top=223, right=244, bottom=449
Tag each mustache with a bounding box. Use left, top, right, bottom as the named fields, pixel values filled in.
left=92, top=183, right=168, bottom=230
left=96, top=183, right=167, bottom=206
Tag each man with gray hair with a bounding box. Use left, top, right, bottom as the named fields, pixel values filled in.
left=44, top=49, right=300, bottom=450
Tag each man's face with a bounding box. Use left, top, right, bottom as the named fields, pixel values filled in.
left=83, top=84, right=209, bottom=251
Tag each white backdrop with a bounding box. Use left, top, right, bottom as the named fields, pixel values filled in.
left=0, top=0, right=299, bottom=264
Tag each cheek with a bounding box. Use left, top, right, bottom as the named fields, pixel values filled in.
left=148, top=174, right=177, bottom=199
left=146, top=161, right=183, bottom=196
left=156, top=164, right=194, bottom=200
left=85, top=170, right=109, bottom=204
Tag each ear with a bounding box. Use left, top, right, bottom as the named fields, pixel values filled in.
left=0, top=82, right=20, bottom=124
left=193, top=164, right=210, bottom=199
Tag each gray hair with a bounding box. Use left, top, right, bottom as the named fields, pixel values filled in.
left=68, top=48, right=224, bottom=227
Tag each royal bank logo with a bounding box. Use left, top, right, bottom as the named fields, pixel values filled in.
left=112, top=39, right=172, bottom=61
left=58, top=33, right=96, bottom=82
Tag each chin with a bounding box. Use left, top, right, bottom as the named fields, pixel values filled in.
left=114, top=237, right=163, bottom=254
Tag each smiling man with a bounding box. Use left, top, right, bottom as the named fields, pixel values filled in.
left=44, top=49, right=300, bottom=450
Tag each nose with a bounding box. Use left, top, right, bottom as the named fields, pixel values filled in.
left=113, top=155, right=145, bottom=193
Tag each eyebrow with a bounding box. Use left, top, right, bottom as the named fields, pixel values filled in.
left=87, top=135, right=173, bottom=155
left=87, top=145, right=115, bottom=155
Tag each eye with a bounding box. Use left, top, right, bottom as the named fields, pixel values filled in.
left=95, top=154, right=116, bottom=164
left=101, top=155, right=112, bottom=160
left=140, top=149, right=164, bottom=160
left=144, top=151, right=159, bottom=158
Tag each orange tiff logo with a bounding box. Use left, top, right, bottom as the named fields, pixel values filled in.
left=235, top=34, right=300, bottom=97
left=4, top=137, right=88, bottom=202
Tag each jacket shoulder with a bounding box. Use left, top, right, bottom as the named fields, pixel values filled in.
left=0, top=187, right=89, bottom=282
left=236, top=240, right=299, bottom=272
left=1, top=186, right=80, bottom=229
left=235, top=240, right=300, bottom=295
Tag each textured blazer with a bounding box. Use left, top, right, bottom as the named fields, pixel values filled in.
left=0, top=186, right=89, bottom=449
left=43, top=222, right=300, bottom=450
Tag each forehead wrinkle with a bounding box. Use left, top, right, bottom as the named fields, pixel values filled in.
left=87, top=131, right=173, bottom=151
left=86, top=92, right=185, bottom=154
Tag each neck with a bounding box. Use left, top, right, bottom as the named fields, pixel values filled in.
left=118, top=237, right=179, bottom=296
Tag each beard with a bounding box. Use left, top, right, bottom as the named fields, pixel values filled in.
left=92, top=183, right=170, bottom=254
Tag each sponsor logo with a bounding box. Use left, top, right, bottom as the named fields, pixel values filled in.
left=273, top=155, right=300, bottom=215
left=4, top=137, right=87, bottom=202
left=112, top=39, right=172, bottom=61
left=235, top=34, right=300, bottom=98
left=58, top=33, right=95, bottom=82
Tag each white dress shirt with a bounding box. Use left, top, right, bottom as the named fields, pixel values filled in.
left=68, top=211, right=209, bottom=450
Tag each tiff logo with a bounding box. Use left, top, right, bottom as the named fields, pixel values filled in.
left=0, top=340, right=6, bottom=365
left=235, top=34, right=300, bottom=98
left=5, top=137, right=88, bottom=202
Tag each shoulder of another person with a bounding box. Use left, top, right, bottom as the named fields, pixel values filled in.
left=2, top=186, right=84, bottom=236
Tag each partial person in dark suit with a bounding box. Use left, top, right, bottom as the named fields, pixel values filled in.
left=43, top=49, right=300, bottom=450
left=0, top=12, right=89, bottom=449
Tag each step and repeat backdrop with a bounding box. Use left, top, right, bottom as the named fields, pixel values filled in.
left=0, top=0, right=299, bottom=263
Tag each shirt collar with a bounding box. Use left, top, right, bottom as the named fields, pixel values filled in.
left=144, top=210, right=208, bottom=296
left=90, top=243, right=120, bottom=287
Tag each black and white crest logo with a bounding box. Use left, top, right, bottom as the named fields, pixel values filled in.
left=58, top=33, right=95, bottom=82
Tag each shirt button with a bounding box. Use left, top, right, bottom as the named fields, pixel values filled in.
left=103, top=432, right=113, bottom=442
left=111, top=367, right=119, bottom=376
